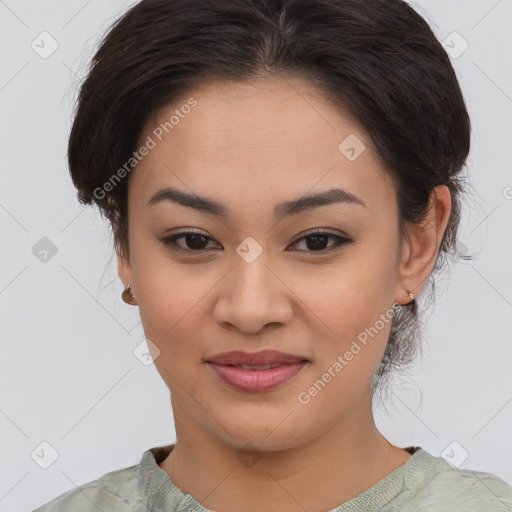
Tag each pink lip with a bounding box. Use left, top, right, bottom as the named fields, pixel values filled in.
left=207, top=361, right=307, bottom=392
left=205, top=349, right=308, bottom=366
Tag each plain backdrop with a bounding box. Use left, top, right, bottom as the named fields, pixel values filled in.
left=1, top=1, right=511, bottom=510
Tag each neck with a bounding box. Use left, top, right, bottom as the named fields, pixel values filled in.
left=159, top=395, right=412, bottom=512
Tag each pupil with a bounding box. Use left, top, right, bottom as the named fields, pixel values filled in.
left=187, top=234, right=208, bottom=250
left=306, top=235, right=328, bottom=251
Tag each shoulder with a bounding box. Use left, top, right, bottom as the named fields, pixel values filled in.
left=33, top=464, right=141, bottom=512
left=403, top=449, right=512, bottom=511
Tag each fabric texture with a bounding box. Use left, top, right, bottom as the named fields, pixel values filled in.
left=33, top=443, right=512, bottom=511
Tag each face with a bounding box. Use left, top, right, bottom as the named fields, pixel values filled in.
left=118, top=75, right=418, bottom=451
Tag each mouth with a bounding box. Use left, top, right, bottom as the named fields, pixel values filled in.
left=204, top=349, right=309, bottom=367
left=204, top=351, right=309, bottom=392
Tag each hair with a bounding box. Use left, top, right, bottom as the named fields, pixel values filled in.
left=67, top=0, right=472, bottom=400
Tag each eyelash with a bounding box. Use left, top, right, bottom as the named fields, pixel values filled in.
left=160, top=229, right=352, bottom=256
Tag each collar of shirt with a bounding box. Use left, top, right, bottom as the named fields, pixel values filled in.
left=136, top=444, right=426, bottom=511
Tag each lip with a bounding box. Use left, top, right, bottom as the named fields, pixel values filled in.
left=204, top=350, right=309, bottom=392
left=205, top=349, right=308, bottom=366
left=207, top=361, right=308, bottom=392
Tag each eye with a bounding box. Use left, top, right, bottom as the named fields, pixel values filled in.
left=160, top=229, right=352, bottom=255
left=288, top=230, right=352, bottom=253
left=161, top=230, right=220, bottom=254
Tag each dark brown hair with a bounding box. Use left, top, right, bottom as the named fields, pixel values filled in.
left=67, top=0, right=472, bottom=399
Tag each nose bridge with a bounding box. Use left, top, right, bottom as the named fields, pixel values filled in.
left=231, top=234, right=274, bottom=295
left=213, top=244, right=293, bottom=333
left=233, top=247, right=272, bottom=299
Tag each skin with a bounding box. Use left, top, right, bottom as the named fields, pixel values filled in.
left=117, top=74, right=451, bottom=512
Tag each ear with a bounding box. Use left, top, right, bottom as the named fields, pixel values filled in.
left=394, top=185, right=452, bottom=304
left=117, top=249, right=134, bottom=294
left=110, top=202, right=135, bottom=295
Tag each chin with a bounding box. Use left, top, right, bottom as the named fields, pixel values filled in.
left=225, top=434, right=303, bottom=454
left=212, top=415, right=311, bottom=453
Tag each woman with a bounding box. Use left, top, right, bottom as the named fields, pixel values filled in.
left=34, top=0, right=512, bottom=510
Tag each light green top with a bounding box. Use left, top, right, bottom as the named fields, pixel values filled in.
left=33, top=444, right=512, bottom=511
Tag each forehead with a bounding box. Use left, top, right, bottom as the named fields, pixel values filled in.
left=131, top=76, right=397, bottom=217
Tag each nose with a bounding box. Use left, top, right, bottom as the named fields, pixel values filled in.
left=212, top=252, right=294, bottom=334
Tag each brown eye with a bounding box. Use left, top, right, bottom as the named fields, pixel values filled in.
left=161, top=232, right=220, bottom=253
left=288, top=231, right=352, bottom=253
left=161, top=229, right=352, bottom=256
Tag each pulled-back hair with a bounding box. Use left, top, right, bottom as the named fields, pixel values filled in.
left=67, top=0, right=472, bottom=399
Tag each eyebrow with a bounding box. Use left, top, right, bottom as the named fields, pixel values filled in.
left=147, top=186, right=366, bottom=219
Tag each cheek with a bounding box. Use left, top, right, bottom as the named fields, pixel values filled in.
left=130, top=226, right=212, bottom=337
left=138, top=293, right=208, bottom=397
left=137, top=280, right=208, bottom=358
left=294, top=250, right=394, bottom=326
left=132, top=257, right=229, bottom=392
left=296, top=259, right=395, bottom=384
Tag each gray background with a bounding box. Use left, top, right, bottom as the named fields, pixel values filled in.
left=1, top=1, right=511, bottom=510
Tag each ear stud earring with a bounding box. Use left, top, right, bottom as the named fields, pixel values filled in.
left=404, top=289, right=415, bottom=306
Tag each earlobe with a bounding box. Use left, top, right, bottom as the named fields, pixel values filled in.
left=395, top=185, right=452, bottom=304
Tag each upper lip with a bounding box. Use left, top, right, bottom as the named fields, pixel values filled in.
left=205, top=350, right=308, bottom=366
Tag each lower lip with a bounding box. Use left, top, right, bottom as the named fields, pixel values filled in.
left=206, top=362, right=307, bottom=391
